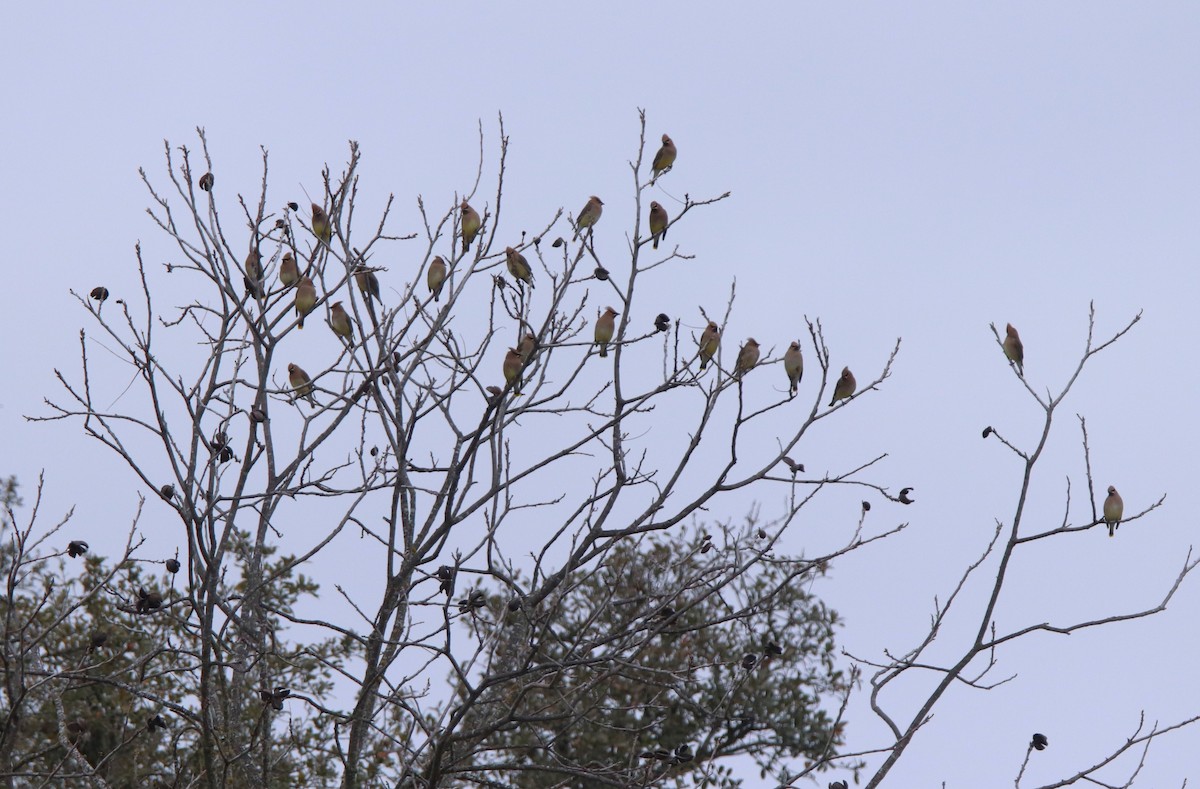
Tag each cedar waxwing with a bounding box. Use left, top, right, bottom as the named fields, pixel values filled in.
left=245, top=248, right=263, bottom=281
left=784, top=341, right=804, bottom=395
left=279, top=253, right=299, bottom=288
left=505, top=247, right=534, bottom=287
left=649, top=201, right=668, bottom=250
left=574, top=196, right=603, bottom=240
left=295, top=277, right=317, bottom=328
left=651, top=134, right=677, bottom=182
left=595, top=307, right=618, bottom=358
left=427, top=256, right=447, bottom=301
left=1103, top=485, right=1124, bottom=537
left=518, top=332, right=537, bottom=361
left=461, top=200, right=481, bottom=252
left=1003, top=323, right=1024, bottom=375
left=735, top=338, right=761, bottom=378
left=829, top=367, right=856, bottom=406
left=312, top=203, right=332, bottom=244
left=503, top=348, right=524, bottom=395
left=698, top=321, right=720, bottom=370
left=330, top=301, right=353, bottom=342
left=287, top=363, right=315, bottom=405
left=354, top=264, right=380, bottom=303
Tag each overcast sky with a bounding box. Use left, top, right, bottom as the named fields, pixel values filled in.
left=4, top=3, right=1199, bottom=786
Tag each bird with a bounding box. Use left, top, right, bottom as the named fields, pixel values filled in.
left=574, top=196, right=603, bottom=240
left=460, top=200, right=481, bottom=252
left=503, top=348, right=524, bottom=395
left=734, top=338, right=760, bottom=378
left=505, top=247, right=534, bottom=287
left=330, top=301, right=353, bottom=342
left=829, top=367, right=856, bottom=406
left=243, top=248, right=264, bottom=297
left=651, top=134, right=677, bottom=182
left=279, top=253, right=299, bottom=288
left=311, top=203, right=332, bottom=244
left=1103, top=485, right=1124, bottom=537
left=294, top=277, right=317, bottom=328
left=518, top=332, right=537, bottom=361
left=244, top=248, right=263, bottom=281
left=1003, top=323, right=1024, bottom=375
left=354, top=264, right=381, bottom=303
left=698, top=321, right=720, bottom=370
left=287, top=363, right=315, bottom=405
left=648, top=201, right=668, bottom=250
left=784, top=341, right=804, bottom=395
left=427, top=256, right=447, bottom=301
left=595, top=307, right=618, bottom=358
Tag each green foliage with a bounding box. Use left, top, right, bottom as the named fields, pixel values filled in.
left=451, top=525, right=852, bottom=788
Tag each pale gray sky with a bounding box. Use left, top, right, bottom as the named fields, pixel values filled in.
left=4, top=3, right=1199, bottom=785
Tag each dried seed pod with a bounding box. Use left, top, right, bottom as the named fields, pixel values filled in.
left=198, top=172, right=214, bottom=191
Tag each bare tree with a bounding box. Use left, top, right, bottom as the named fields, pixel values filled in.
left=797, top=308, right=1199, bottom=789
left=19, top=112, right=905, bottom=788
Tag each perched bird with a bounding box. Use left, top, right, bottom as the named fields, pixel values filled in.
left=460, top=200, right=481, bottom=252
left=1103, top=485, right=1124, bottom=537
left=279, top=253, right=299, bottom=288
left=595, top=307, right=619, bottom=358
left=330, top=301, right=353, bottom=342
left=698, top=321, right=720, bottom=370
left=829, top=367, right=856, bottom=406
left=242, top=248, right=265, bottom=297
left=505, top=247, right=534, bottom=287
left=518, top=332, right=537, bottom=361
left=287, top=363, right=315, bottom=405
left=648, top=201, right=668, bottom=250
left=651, top=134, right=677, bottom=182
left=784, top=341, right=804, bottom=395
left=311, top=203, right=332, bottom=244
left=244, top=248, right=263, bottom=281
left=294, top=277, right=317, bottom=328
left=1003, top=323, right=1024, bottom=375
left=354, top=264, right=381, bottom=303
left=574, top=196, right=604, bottom=240
left=734, top=338, right=761, bottom=378
left=503, top=348, right=524, bottom=395
left=427, top=256, right=447, bottom=301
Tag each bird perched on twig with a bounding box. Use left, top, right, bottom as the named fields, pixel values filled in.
left=460, top=200, right=481, bottom=252
left=784, top=341, right=803, bottom=395
left=311, top=203, right=332, bottom=244
left=648, top=201, right=668, bottom=249
left=427, top=256, right=447, bottom=301
left=288, top=363, right=315, bottom=406
left=595, top=307, right=618, bottom=358
left=651, top=134, right=676, bottom=183
left=1003, top=323, right=1024, bottom=375
left=829, top=367, right=856, bottom=406
left=294, top=277, right=317, bottom=328
left=505, top=247, right=534, bottom=288
left=574, top=196, right=603, bottom=240
left=734, top=338, right=760, bottom=378
left=1103, top=486, right=1123, bottom=537
left=698, top=321, right=720, bottom=370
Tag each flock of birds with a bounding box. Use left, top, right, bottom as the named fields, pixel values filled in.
left=252, top=133, right=1126, bottom=538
